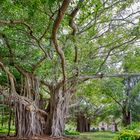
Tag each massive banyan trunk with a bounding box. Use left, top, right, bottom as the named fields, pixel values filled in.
left=0, top=63, right=47, bottom=138
left=15, top=72, right=46, bottom=137
left=76, top=114, right=90, bottom=132
left=15, top=101, right=45, bottom=137
left=1, top=62, right=73, bottom=137
left=45, top=86, right=71, bottom=137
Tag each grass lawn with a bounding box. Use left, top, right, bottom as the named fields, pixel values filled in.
left=79, top=131, right=116, bottom=140
left=0, top=125, right=15, bottom=134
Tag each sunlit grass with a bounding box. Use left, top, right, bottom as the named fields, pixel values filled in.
left=0, top=124, right=15, bottom=134
left=79, top=131, right=116, bottom=140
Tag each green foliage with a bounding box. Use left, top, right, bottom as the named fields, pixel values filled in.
left=126, top=122, right=140, bottom=131
left=100, top=78, right=124, bottom=97
left=79, top=132, right=116, bottom=140
left=114, top=130, right=140, bottom=140
left=131, top=20, right=140, bottom=37
left=0, top=71, right=7, bottom=85
left=64, top=130, right=80, bottom=135
left=114, top=122, right=140, bottom=140
left=0, top=127, right=15, bottom=134
left=90, top=127, right=99, bottom=132
left=123, top=47, right=140, bottom=73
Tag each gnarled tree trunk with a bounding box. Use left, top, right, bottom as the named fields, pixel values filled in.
left=15, top=73, right=46, bottom=137
left=0, top=62, right=47, bottom=138
left=15, top=101, right=45, bottom=137
left=45, top=86, right=71, bottom=137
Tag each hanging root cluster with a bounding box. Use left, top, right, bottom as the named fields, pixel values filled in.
left=0, top=63, right=47, bottom=138
left=14, top=72, right=47, bottom=137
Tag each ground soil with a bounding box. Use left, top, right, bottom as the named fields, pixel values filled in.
left=0, top=135, right=79, bottom=140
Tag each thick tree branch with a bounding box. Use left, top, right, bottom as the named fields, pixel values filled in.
left=40, top=80, right=52, bottom=90
left=51, top=0, right=71, bottom=82
left=69, top=2, right=83, bottom=77
left=69, top=5, right=79, bottom=64
left=15, top=65, right=29, bottom=76
left=79, top=73, right=140, bottom=81
left=69, top=5, right=79, bottom=35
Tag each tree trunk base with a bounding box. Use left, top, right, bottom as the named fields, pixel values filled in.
left=15, top=101, right=45, bottom=138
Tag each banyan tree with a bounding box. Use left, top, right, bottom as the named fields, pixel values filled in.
left=0, top=0, right=139, bottom=138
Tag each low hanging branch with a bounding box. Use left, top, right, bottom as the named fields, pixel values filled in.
left=51, top=0, right=71, bottom=82
left=79, top=73, right=140, bottom=81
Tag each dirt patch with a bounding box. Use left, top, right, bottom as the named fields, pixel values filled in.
left=0, top=135, right=79, bottom=140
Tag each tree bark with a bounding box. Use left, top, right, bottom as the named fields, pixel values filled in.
left=14, top=74, right=46, bottom=138
left=45, top=87, right=71, bottom=137
left=76, top=114, right=90, bottom=132
left=122, top=109, right=131, bottom=127
left=0, top=63, right=47, bottom=137
left=15, top=101, right=45, bottom=137
left=114, top=123, right=118, bottom=131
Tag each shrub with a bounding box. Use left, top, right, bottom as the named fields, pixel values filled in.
left=114, top=129, right=140, bottom=140
left=127, top=122, right=140, bottom=131
left=64, top=130, right=80, bottom=135
left=90, top=127, right=99, bottom=132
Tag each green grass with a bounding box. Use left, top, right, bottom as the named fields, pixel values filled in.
left=0, top=128, right=15, bottom=134
left=79, top=131, right=116, bottom=140
left=0, top=125, right=15, bottom=134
